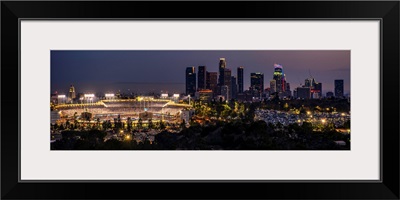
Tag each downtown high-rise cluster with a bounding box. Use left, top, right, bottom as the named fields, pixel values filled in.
left=185, top=58, right=245, bottom=102
left=185, top=58, right=345, bottom=102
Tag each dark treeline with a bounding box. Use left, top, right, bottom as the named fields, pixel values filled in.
left=51, top=120, right=350, bottom=150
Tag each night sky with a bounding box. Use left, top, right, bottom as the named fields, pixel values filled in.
left=51, top=50, right=350, bottom=95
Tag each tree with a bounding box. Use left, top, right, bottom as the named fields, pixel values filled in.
left=96, top=118, right=101, bottom=129
left=137, top=118, right=143, bottom=129
left=148, top=118, right=153, bottom=129
left=66, top=120, right=70, bottom=129
left=127, top=117, right=132, bottom=131
left=159, top=120, right=166, bottom=130
left=343, top=119, right=350, bottom=129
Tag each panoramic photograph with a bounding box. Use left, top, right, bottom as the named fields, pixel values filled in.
left=50, top=50, right=350, bottom=150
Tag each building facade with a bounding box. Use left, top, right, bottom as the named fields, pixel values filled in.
left=270, top=80, right=276, bottom=94
left=197, top=66, right=206, bottom=90
left=218, top=58, right=226, bottom=87
left=273, top=64, right=286, bottom=93
left=237, top=66, right=244, bottom=93
left=231, top=76, right=238, bottom=99
left=250, top=72, right=264, bottom=96
left=185, top=67, right=196, bottom=96
left=296, top=87, right=311, bottom=99
left=220, top=85, right=229, bottom=101
left=223, top=68, right=232, bottom=99
left=206, top=71, right=218, bottom=97
left=335, top=79, right=344, bottom=98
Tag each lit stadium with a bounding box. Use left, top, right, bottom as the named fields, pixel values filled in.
left=52, top=96, right=192, bottom=125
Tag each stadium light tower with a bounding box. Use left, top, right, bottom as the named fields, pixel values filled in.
left=173, top=94, right=179, bottom=103
left=84, top=94, right=95, bottom=104
left=57, top=95, right=66, bottom=104
left=105, top=93, right=114, bottom=100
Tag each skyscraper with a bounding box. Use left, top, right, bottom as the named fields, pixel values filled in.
left=305, top=77, right=321, bottom=99
left=335, top=80, right=344, bottom=98
left=250, top=72, right=264, bottom=95
left=273, top=64, right=285, bottom=93
left=285, top=82, right=291, bottom=97
left=270, top=80, right=276, bottom=94
left=197, top=66, right=206, bottom=90
left=314, top=82, right=322, bottom=98
left=221, top=85, right=229, bottom=101
left=206, top=71, right=218, bottom=96
left=186, top=67, right=196, bottom=96
left=218, top=58, right=226, bottom=86
left=68, top=85, right=76, bottom=103
left=237, top=66, right=244, bottom=93
left=223, top=68, right=232, bottom=99
left=305, top=78, right=315, bottom=88
left=296, top=87, right=311, bottom=99
left=231, top=76, right=238, bottom=99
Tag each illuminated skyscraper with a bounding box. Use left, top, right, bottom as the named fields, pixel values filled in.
left=218, top=58, right=226, bottom=86
left=186, top=67, right=196, bottom=96
left=273, top=64, right=286, bottom=93
left=197, top=66, right=206, bottom=90
left=305, top=77, right=321, bottom=99
left=314, top=82, right=322, bottom=98
left=206, top=71, right=218, bottom=96
left=250, top=72, right=264, bottom=95
left=237, top=66, right=244, bottom=93
left=335, top=80, right=344, bottom=98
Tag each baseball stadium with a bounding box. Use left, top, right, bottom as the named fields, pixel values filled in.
left=51, top=96, right=192, bottom=125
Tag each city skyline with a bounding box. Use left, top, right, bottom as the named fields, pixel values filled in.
left=51, top=50, right=350, bottom=95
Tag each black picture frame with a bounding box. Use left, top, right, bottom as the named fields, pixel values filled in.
left=1, top=1, right=399, bottom=199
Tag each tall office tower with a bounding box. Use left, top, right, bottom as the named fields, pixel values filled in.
left=237, top=66, right=244, bottom=93
left=186, top=67, right=196, bottom=96
left=305, top=78, right=316, bottom=88
left=314, top=82, right=322, bottom=98
left=197, top=66, right=207, bottom=90
left=273, top=63, right=285, bottom=93
left=223, top=68, right=232, bottom=99
left=296, top=87, right=311, bottom=99
left=250, top=72, right=264, bottom=95
left=270, top=80, right=277, bottom=93
left=286, top=82, right=290, bottom=92
left=206, top=71, right=218, bottom=96
left=68, top=84, right=76, bottom=103
left=220, top=85, right=229, bottom=101
left=231, top=76, right=238, bottom=99
left=218, top=58, right=226, bottom=86
left=285, top=82, right=291, bottom=97
left=335, top=80, right=344, bottom=98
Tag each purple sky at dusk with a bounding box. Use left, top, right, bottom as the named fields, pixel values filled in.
left=51, top=50, right=350, bottom=95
